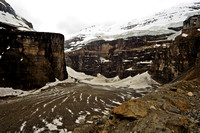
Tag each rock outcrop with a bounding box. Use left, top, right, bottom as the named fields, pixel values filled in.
left=65, top=34, right=171, bottom=79
left=0, top=0, right=68, bottom=90
left=110, top=99, right=148, bottom=119
left=150, top=15, right=200, bottom=83
left=0, top=26, right=68, bottom=89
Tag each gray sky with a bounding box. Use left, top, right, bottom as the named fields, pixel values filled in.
left=6, top=0, right=194, bottom=37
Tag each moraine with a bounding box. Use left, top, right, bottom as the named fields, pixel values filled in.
left=0, top=67, right=157, bottom=132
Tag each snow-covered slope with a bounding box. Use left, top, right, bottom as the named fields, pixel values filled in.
left=67, top=67, right=158, bottom=90
left=0, top=0, right=33, bottom=31
left=65, top=1, right=200, bottom=52
left=0, top=66, right=158, bottom=97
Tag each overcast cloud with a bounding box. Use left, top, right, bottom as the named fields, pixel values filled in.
left=6, top=0, right=195, bottom=38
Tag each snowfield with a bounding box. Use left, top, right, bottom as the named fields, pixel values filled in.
left=65, top=1, right=200, bottom=52
left=0, top=67, right=158, bottom=97
left=67, top=67, right=159, bottom=89
left=0, top=1, right=33, bottom=31
left=0, top=87, right=31, bottom=97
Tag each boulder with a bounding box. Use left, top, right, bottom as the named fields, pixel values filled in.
left=110, top=99, right=148, bottom=119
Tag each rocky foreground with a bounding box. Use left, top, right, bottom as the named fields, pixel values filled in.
left=76, top=78, right=200, bottom=133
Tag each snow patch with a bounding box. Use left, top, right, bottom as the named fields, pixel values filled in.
left=137, top=60, right=152, bottom=64
left=52, top=118, right=63, bottom=126
left=182, top=33, right=188, bottom=37
left=75, top=115, right=86, bottom=124
left=67, top=67, right=158, bottom=89
left=0, top=11, right=33, bottom=31
left=20, top=121, right=27, bottom=132
left=126, top=67, right=134, bottom=71
left=100, top=57, right=111, bottom=63
left=66, top=108, right=74, bottom=115
left=46, top=123, right=57, bottom=131
left=0, top=87, right=30, bottom=97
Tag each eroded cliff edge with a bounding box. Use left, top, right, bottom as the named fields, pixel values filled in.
left=0, top=23, right=68, bottom=90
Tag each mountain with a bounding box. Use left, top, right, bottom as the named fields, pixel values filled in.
left=65, top=1, right=200, bottom=82
left=73, top=12, right=200, bottom=133
left=65, top=1, right=200, bottom=52
left=0, top=0, right=33, bottom=30
left=0, top=0, right=67, bottom=90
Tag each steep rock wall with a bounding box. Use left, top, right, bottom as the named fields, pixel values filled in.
left=65, top=32, right=171, bottom=79
left=0, top=24, right=67, bottom=89
left=150, top=15, right=200, bottom=83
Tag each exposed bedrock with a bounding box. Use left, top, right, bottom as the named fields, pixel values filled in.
left=65, top=34, right=171, bottom=79
left=150, top=15, right=200, bottom=83
left=0, top=24, right=68, bottom=90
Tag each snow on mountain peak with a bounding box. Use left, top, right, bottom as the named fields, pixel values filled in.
left=0, top=0, right=33, bottom=31
left=65, top=1, right=200, bottom=52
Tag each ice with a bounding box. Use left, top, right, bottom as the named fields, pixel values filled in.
left=67, top=67, right=159, bottom=89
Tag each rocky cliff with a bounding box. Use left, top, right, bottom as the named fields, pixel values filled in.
left=66, top=35, right=171, bottom=79
left=0, top=0, right=68, bottom=90
left=65, top=1, right=200, bottom=80
left=73, top=15, right=200, bottom=133
left=150, top=15, right=200, bottom=83
left=0, top=24, right=68, bottom=89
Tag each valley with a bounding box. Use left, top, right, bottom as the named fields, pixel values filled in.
left=0, top=81, right=148, bottom=132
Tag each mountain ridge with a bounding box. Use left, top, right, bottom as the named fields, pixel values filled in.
left=0, top=0, right=33, bottom=31
left=65, top=1, right=200, bottom=52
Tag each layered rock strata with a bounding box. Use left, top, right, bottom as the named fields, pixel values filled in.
left=0, top=23, right=68, bottom=89
left=65, top=34, right=171, bottom=79
left=150, top=15, right=200, bottom=83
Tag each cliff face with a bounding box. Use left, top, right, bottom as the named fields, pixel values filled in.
left=66, top=34, right=171, bottom=79
left=0, top=23, right=68, bottom=90
left=150, top=15, right=200, bottom=83
left=74, top=15, right=200, bottom=133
